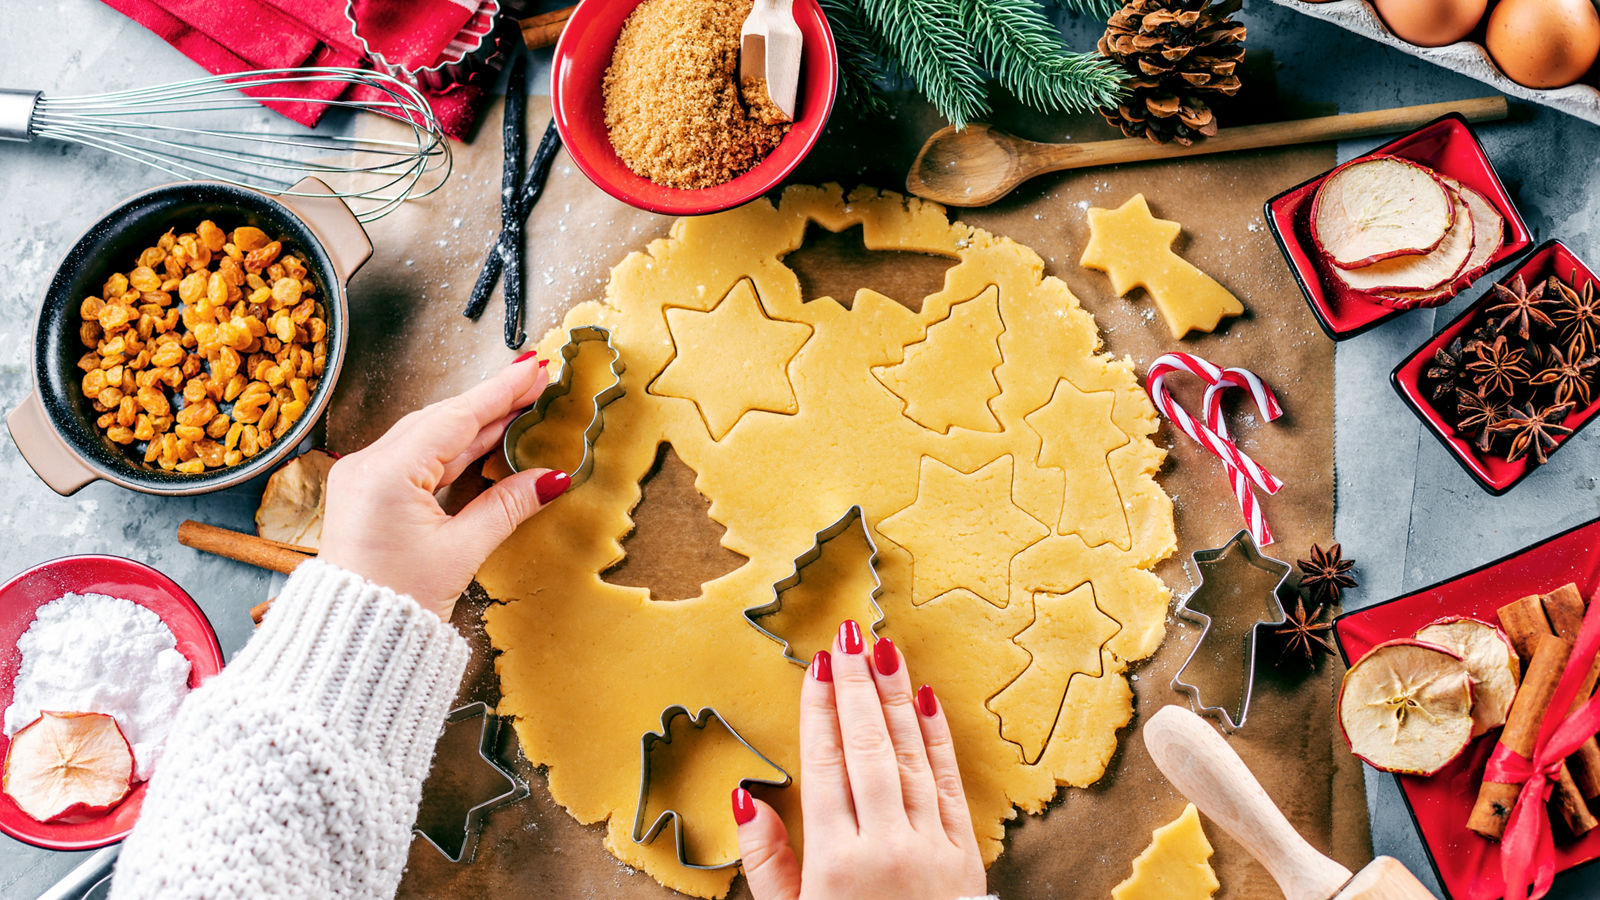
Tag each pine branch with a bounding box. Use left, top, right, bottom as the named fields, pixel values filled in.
left=858, top=0, right=990, bottom=128
left=1054, top=0, right=1122, bottom=20
left=963, top=0, right=1126, bottom=113
left=819, top=0, right=891, bottom=115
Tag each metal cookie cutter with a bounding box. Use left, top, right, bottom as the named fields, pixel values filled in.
left=742, top=505, right=888, bottom=667
left=502, top=325, right=625, bottom=486
left=1170, top=529, right=1291, bottom=732
left=413, top=702, right=529, bottom=863
left=632, top=705, right=792, bottom=869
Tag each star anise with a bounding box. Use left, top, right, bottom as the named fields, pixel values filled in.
left=1271, top=596, right=1336, bottom=666
left=1549, top=277, right=1600, bottom=359
left=1488, top=275, right=1556, bottom=340
left=1467, top=335, right=1529, bottom=397
left=1490, top=402, right=1575, bottom=465
left=1425, top=336, right=1466, bottom=403
left=1297, top=542, right=1357, bottom=605
left=1454, top=386, right=1510, bottom=455
left=1532, top=345, right=1599, bottom=407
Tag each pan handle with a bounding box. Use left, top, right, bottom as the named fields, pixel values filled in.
left=277, top=176, right=373, bottom=284
left=7, top=391, right=99, bottom=496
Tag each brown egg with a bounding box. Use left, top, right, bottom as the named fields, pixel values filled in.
left=1374, top=0, right=1486, bottom=47
left=1486, top=0, right=1600, bottom=89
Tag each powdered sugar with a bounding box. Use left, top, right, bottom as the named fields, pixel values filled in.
left=3, top=593, right=191, bottom=781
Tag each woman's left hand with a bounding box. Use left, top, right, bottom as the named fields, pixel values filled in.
left=317, top=354, right=568, bottom=620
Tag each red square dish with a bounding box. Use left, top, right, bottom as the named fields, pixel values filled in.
left=1333, top=516, right=1600, bottom=900
left=1391, top=240, right=1600, bottom=495
left=1265, top=114, right=1532, bottom=341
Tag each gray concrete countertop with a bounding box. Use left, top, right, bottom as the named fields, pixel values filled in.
left=2, top=1, right=1598, bottom=897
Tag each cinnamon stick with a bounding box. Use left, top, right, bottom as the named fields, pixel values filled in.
left=1498, top=594, right=1551, bottom=663
left=1542, top=584, right=1600, bottom=800
left=177, top=520, right=314, bottom=575
left=1470, top=634, right=1593, bottom=838
left=520, top=5, right=574, bottom=50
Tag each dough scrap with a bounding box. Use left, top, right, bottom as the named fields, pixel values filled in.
left=479, top=185, right=1176, bottom=897
left=1111, top=803, right=1220, bottom=900
left=1080, top=193, right=1245, bottom=339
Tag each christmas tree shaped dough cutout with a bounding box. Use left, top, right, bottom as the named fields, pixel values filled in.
left=1111, top=803, right=1220, bottom=900
left=1080, top=193, right=1244, bottom=339
left=872, top=285, right=1005, bottom=433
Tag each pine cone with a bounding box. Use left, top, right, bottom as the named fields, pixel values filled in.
left=1098, top=0, right=1246, bottom=145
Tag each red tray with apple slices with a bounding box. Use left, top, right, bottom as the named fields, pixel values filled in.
left=1333, top=516, right=1600, bottom=900
left=1265, top=113, right=1532, bottom=341
left=0, top=555, right=224, bottom=850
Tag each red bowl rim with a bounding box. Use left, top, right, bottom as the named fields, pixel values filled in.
left=549, top=0, right=839, bottom=216
left=0, top=554, right=223, bottom=850
left=1264, top=112, right=1532, bottom=341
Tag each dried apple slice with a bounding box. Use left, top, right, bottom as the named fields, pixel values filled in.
left=1338, top=638, right=1475, bottom=776
left=1373, top=180, right=1505, bottom=310
left=1333, top=186, right=1474, bottom=294
left=3, top=711, right=134, bottom=822
left=1414, top=618, right=1520, bottom=737
left=256, top=449, right=335, bottom=550
left=1312, top=156, right=1454, bottom=269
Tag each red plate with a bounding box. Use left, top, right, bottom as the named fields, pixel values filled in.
left=1264, top=114, right=1532, bottom=341
left=1391, top=240, right=1600, bottom=495
left=550, top=0, right=838, bottom=215
left=1333, top=516, right=1600, bottom=900
left=0, top=555, right=223, bottom=850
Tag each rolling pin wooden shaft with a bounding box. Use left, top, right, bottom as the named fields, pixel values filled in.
left=1144, top=706, right=1435, bottom=900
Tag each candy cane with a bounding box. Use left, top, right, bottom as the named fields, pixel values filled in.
left=1146, top=353, right=1285, bottom=546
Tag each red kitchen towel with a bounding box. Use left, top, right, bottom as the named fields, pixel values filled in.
left=99, top=0, right=488, bottom=137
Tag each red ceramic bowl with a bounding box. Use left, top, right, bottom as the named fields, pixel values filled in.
left=1333, top=516, right=1600, bottom=900
left=1391, top=240, right=1600, bottom=496
left=550, top=0, right=838, bottom=215
left=1265, top=114, right=1531, bottom=341
left=0, top=556, right=224, bottom=850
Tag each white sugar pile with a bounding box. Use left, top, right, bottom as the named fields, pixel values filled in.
left=3, top=592, right=191, bottom=781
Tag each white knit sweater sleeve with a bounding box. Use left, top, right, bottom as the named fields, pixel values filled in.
left=109, top=560, right=469, bottom=900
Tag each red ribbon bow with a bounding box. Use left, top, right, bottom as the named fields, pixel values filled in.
left=1484, top=587, right=1600, bottom=900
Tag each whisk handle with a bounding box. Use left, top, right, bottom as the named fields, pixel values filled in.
left=0, top=89, right=40, bottom=142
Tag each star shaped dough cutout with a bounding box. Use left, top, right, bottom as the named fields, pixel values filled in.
left=878, top=455, right=1049, bottom=609
left=648, top=278, right=813, bottom=440
left=1080, top=193, right=1244, bottom=339
left=1025, top=377, right=1131, bottom=549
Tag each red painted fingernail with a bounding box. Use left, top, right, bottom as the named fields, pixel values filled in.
left=811, top=650, right=832, bottom=682
left=535, top=470, right=570, bottom=504
left=839, top=620, right=864, bottom=654
left=872, top=638, right=899, bottom=676
left=514, top=350, right=539, bottom=364
left=731, top=787, right=757, bottom=825
left=539, top=359, right=548, bottom=368
left=916, top=684, right=938, bottom=717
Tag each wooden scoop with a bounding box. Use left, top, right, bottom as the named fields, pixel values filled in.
left=1144, top=705, right=1435, bottom=900
left=906, top=96, right=1509, bottom=207
left=740, top=0, right=802, bottom=121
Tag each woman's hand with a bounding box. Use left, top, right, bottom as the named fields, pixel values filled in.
left=734, top=621, right=988, bottom=900
left=317, top=354, right=568, bottom=620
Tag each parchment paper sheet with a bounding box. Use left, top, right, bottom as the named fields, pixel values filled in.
left=330, top=95, right=1372, bottom=899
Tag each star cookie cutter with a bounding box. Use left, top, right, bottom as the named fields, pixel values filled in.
left=413, top=702, right=529, bottom=863
left=1170, top=529, right=1291, bottom=732
left=632, top=705, right=792, bottom=869
left=742, top=505, right=888, bottom=667
left=502, top=325, right=626, bottom=486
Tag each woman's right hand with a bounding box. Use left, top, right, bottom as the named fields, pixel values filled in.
left=733, top=620, right=988, bottom=900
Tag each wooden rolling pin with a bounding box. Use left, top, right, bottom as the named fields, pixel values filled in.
left=520, top=5, right=575, bottom=50
left=907, top=95, right=1510, bottom=207
left=1144, top=705, right=1434, bottom=900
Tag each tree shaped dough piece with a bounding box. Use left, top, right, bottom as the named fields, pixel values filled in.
left=1112, top=803, right=1220, bottom=900
left=1024, top=378, right=1131, bottom=549
left=872, top=286, right=1005, bottom=433
left=987, top=585, right=1120, bottom=764
left=878, top=455, right=1049, bottom=609
left=648, top=278, right=813, bottom=440
left=1080, top=194, right=1245, bottom=340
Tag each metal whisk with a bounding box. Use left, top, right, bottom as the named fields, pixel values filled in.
left=0, top=67, right=451, bottom=222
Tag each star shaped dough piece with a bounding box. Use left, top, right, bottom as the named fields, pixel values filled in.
left=1024, top=378, right=1131, bottom=547
left=878, top=455, right=1049, bottom=609
left=649, top=279, right=813, bottom=440
left=1080, top=193, right=1244, bottom=340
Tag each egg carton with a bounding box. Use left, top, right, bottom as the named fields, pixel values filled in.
left=1267, top=0, right=1600, bottom=128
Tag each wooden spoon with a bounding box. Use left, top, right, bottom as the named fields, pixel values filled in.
left=906, top=96, right=1509, bottom=207
left=741, top=0, right=802, bottom=120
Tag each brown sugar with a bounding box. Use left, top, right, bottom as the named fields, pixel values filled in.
left=602, top=0, right=791, bottom=190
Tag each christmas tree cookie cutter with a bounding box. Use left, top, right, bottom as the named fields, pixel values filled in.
left=413, top=702, right=529, bottom=863
left=1170, top=530, right=1291, bottom=732
left=632, top=705, right=792, bottom=869
left=742, top=505, right=888, bottom=666
left=502, top=325, right=626, bottom=486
